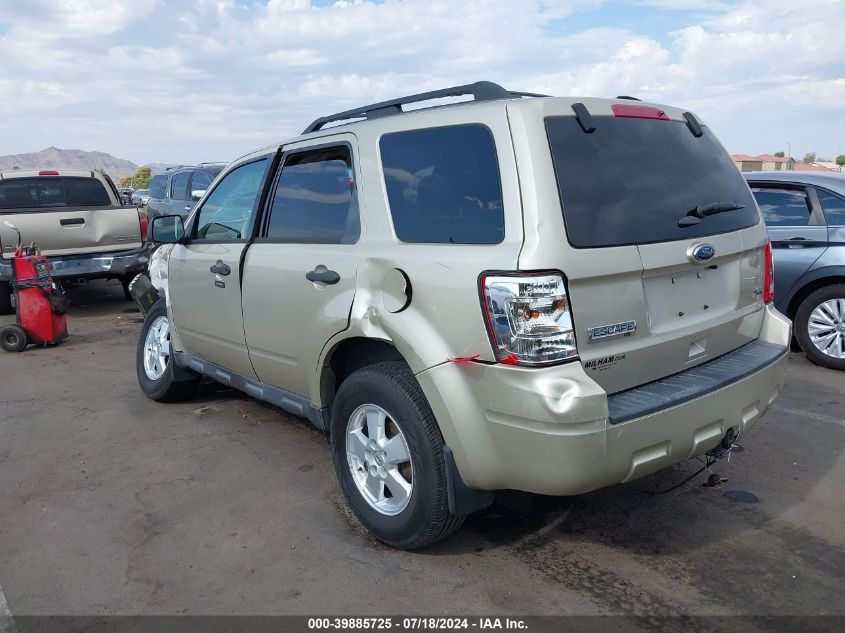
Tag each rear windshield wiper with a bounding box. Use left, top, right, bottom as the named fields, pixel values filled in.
left=678, top=202, right=745, bottom=228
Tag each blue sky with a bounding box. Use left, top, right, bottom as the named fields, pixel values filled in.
left=0, top=0, right=843, bottom=165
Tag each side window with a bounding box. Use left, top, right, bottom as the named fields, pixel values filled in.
left=817, top=190, right=845, bottom=226
left=379, top=124, right=504, bottom=244
left=148, top=175, right=166, bottom=199
left=264, top=146, right=359, bottom=244
left=170, top=172, right=190, bottom=201
left=751, top=188, right=811, bottom=227
left=194, top=159, right=268, bottom=241
left=190, top=170, right=212, bottom=194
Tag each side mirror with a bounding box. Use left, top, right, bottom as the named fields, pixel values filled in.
left=191, top=189, right=206, bottom=201
left=150, top=215, right=186, bottom=243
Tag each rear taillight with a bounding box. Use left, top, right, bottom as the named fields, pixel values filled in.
left=763, top=240, right=775, bottom=304
left=138, top=209, right=149, bottom=242
left=480, top=272, right=577, bottom=366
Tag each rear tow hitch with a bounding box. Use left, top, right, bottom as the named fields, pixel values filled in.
left=636, top=427, right=740, bottom=495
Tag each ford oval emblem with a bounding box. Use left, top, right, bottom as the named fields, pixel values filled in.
left=690, top=243, right=716, bottom=263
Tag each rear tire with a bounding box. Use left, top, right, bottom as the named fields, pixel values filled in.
left=794, top=284, right=845, bottom=370
left=330, top=361, right=465, bottom=550
left=136, top=299, right=200, bottom=401
left=0, top=324, right=27, bottom=352
left=0, top=282, right=13, bottom=315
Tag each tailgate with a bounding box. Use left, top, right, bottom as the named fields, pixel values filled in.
left=512, top=97, right=770, bottom=394
left=1, top=206, right=142, bottom=257
left=568, top=229, right=767, bottom=394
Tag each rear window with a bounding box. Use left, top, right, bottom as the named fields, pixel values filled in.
left=545, top=116, right=759, bottom=247
left=0, top=177, right=111, bottom=210
left=148, top=175, right=166, bottom=199
left=380, top=124, right=504, bottom=244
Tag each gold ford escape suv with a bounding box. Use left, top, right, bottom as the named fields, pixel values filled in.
left=136, top=81, right=790, bottom=549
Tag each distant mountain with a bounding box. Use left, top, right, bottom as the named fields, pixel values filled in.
left=0, top=147, right=139, bottom=179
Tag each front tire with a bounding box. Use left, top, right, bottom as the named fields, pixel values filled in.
left=136, top=299, right=199, bottom=401
left=330, top=361, right=465, bottom=550
left=794, top=284, right=845, bottom=370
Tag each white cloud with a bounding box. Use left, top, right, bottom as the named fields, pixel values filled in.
left=0, top=0, right=842, bottom=164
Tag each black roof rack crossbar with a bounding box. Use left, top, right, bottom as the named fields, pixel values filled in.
left=302, top=81, right=547, bottom=134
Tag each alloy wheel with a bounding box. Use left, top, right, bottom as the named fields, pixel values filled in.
left=807, top=298, right=845, bottom=359
left=143, top=315, right=171, bottom=380
left=346, top=404, right=414, bottom=516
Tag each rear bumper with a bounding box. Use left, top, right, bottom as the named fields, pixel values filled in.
left=416, top=304, right=791, bottom=496
left=0, top=245, right=150, bottom=281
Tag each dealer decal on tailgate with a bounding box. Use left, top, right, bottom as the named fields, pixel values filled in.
left=584, top=353, right=627, bottom=372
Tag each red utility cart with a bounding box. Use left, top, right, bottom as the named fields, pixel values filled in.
left=0, top=237, right=68, bottom=353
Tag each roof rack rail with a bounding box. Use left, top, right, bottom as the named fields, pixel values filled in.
left=616, top=95, right=641, bottom=101
left=302, top=80, right=547, bottom=134
left=197, top=162, right=228, bottom=167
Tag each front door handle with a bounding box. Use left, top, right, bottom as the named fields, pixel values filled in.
left=210, top=261, right=231, bottom=276
left=306, top=269, right=340, bottom=285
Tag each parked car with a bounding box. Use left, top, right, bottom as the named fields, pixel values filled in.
left=136, top=81, right=790, bottom=549
left=118, top=187, right=134, bottom=205
left=744, top=171, right=845, bottom=369
left=132, top=188, right=150, bottom=206
left=0, top=169, right=150, bottom=312
left=145, top=164, right=226, bottom=220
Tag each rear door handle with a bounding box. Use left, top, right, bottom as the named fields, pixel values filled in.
left=306, top=269, right=340, bottom=285
left=184, top=205, right=191, bottom=211
left=210, top=261, right=231, bottom=276
left=60, top=218, right=85, bottom=226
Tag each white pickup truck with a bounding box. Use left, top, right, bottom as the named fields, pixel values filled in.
left=0, top=169, right=150, bottom=313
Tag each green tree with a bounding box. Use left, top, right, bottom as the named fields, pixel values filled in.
left=803, top=151, right=816, bottom=163
left=836, top=155, right=845, bottom=167
left=131, top=166, right=152, bottom=189
left=120, top=166, right=152, bottom=189
left=773, top=151, right=785, bottom=157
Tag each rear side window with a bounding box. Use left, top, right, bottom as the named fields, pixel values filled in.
left=380, top=125, right=504, bottom=244
left=751, top=188, right=811, bottom=226
left=148, top=175, right=166, bottom=199
left=545, top=116, right=759, bottom=247
left=818, top=190, right=845, bottom=225
left=265, top=146, right=359, bottom=244
left=0, top=177, right=110, bottom=209
left=191, top=171, right=212, bottom=193
left=170, top=172, right=190, bottom=201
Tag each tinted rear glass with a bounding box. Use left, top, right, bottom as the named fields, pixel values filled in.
left=545, top=116, right=759, bottom=247
left=0, top=177, right=111, bottom=209
left=380, top=124, right=504, bottom=244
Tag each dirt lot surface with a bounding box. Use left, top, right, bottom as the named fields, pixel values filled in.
left=1, top=281, right=842, bottom=622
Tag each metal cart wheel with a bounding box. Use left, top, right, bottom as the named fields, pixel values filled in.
left=0, top=324, right=28, bottom=352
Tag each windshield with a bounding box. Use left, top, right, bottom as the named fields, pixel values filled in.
left=545, top=116, right=759, bottom=247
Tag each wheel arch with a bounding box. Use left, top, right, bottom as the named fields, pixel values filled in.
left=785, top=269, right=845, bottom=319
left=319, top=337, right=407, bottom=409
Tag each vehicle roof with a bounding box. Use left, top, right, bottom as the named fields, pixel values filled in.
left=0, top=169, right=99, bottom=179
left=743, top=170, right=845, bottom=193
left=228, top=93, right=699, bottom=167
